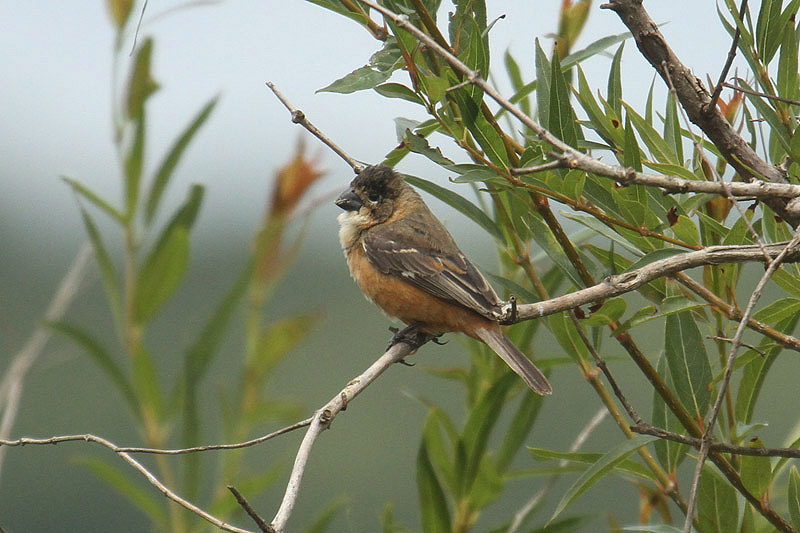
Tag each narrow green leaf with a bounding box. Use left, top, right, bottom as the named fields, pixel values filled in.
left=403, top=174, right=503, bottom=241
left=421, top=409, right=459, bottom=494
left=76, top=208, right=122, bottom=329
left=740, top=437, right=772, bottom=500
left=63, top=177, right=125, bottom=223
left=789, top=466, right=800, bottom=530
left=48, top=321, right=137, bottom=416
left=134, top=185, right=204, bottom=322
left=528, top=447, right=655, bottom=480
left=461, top=373, right=515, bottom=491
left=652, top=354, right=688, bottom=472
left=580, top=297, right=626, bottom=326
left=549, top=51, right=579, bottom=148
left=664, top=311, right=712, bottom=419
left=535, top=39, right=552, bottom=130
left=402, top=129, right=455, bottom=166
left=752, top=297, right=800, bottom=323
left=374, top=82, right=423, bottom=104
left=550, top=435, right=658, bottom=521
left=131, top=343, right=163, bottom=422
left=496, top=392, right=544, bottom=472
left=145, top=96, right=218, bottom=224
left=622, top=101, right=678, bottom=165
left=778, top=21, right=800, bottom=104
left=317, top=65, right=393, bottom=94
left=608, top=42, right=624, bottom=118
left=77, top=457, right=168, bottom=528
left=505, top=49, right=530, bottom=117
left=126, top=38, right=158, bottom=119
left=623, top=112, right=642, bottom=172
left=417, top=439, right=451, bottom=533
left=663, top=92, right=683, bottom=164
left=125, top=115, right=146, bottom=218
left=697, top=464, right=738, bottom=533
left=134, top=225, right=190, bottom=322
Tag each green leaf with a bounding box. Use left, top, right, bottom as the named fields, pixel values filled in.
left=652, top=354, right=688, bottom=472
left=740, top=437, right=772, bottom=500
left=402, top=129, right=455, bottom=166
left=403, top=174, right=503, bottom=241
left=505, top=49, right=530, bottom=117
left=663, top=92, right=683, bottom=164
left=752, top=297, right=800, bottom=323
left=461, top=373, right=515, bottom=492
left=125, top=114, right=146, bottom=218
left=421, top=409, right=459, bottom=494
left=452, top=89, right=509, bottom=166
left=697, top=464, right=738, bottom=533
left=496, top=392, right=544, bottom=472
left=374, top=82, right=423, bottom=104
left=670, top=215, right=701, bottom=247
left=134, top=184, right=204, bottom=322
left=131, top=343, right=163, bottom=422
left=621, top=101, right=678, bottom=165
left=549, top=51, right=579, bottom=148
left=664, top=311, right=712, bottom=419
left=318, top=65, right=393, bottom=94
left=623, top=112, right=642, bottom=172
left=580, top=297, right=626, bottom=326
left=550, top=435, right=658, bottom=521
left=528, top=447, right=655, bottom=480
left=76, top=208, right=123, bottom=329
left=608, top=42, right=624, bottom=119
left=62, top=177, right=125, bottom=223
left=48, top=321, right=137, bottom=416
left=126, top=38, right=158, bottom=119
left=417, top=438, right=451, bottom=533
left=134, top=225, right=190, bottom=323
left=789, top=466, right=800, bottom=530
left=778, top=21, right=800, bottom=104
left=77, top=456, right=168, bottom=528
left=535, top=39, right=552, bottom=130
left=145, top=96, right=218, bottom=224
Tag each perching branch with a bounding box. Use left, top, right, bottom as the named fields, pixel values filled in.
left=269, top=337, right=420, bottom=532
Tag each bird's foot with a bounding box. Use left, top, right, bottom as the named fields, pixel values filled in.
left=387, top=324, right=436, bottom=365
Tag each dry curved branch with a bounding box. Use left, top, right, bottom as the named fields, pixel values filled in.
left=269, top=338, right=417, bottom=532
left=0, top=433, right=255, bottom=533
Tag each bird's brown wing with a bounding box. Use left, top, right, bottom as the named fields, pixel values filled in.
left=362, top=211, right=502, bottom=320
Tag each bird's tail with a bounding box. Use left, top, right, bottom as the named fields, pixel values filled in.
left=475, top=326, right=552, bottom=395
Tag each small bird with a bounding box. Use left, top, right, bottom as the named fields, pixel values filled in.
left=335, top=165, right=552, bottom=395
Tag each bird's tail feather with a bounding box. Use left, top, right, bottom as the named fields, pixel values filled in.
left=475, top=327, right=552, bottom=395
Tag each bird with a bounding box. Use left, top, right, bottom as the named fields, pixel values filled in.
left=335, top=165, right=552, bottom=395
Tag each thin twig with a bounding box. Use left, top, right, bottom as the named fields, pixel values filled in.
left=0, top=433, right=254, bottom=533
left=632, top=423, right=800, bottom=458
left=269, top=338, right=418, bottom=532
left=0, top=243, right=92, bottom=483
left=724, top=81, right=800, bottom=107
left=683, top=230, right=800, bottom=532
left=228, top=486, right=272, bottom=532
left=707, top=0, right=748, bottom=112
left=266, top=82, right=364, bottom=174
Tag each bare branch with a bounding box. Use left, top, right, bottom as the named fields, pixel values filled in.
left=632, top=423, right=800, bottom=459
left=266, top=82, right=364, bottom=174
left=270, top=339, right=417, bottom=532
left=228, top=486, right=272, bottom=533
left=0, top=433, right=255, bottom=533
left=707, top=0, right=748, bottom=111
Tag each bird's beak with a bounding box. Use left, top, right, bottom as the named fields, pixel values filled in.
left=335, top=188, right=362, bottom=211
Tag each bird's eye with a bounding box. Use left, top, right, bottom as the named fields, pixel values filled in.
left=368, top=192, right=380, bottom=202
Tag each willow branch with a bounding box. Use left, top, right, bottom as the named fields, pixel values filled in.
left=0, top=433, right=254, bottom=533
left=266, top=81, right=364, bottom=174
left=632, top=424, right=800, bottom=459
left=269, top=338, right=418, bottom=532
